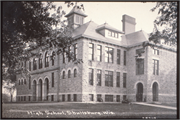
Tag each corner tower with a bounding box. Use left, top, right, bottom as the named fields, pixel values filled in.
left=65, top=6, right=87, bottom=29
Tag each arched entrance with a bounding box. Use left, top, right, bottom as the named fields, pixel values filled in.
left=44, top=78, right=49, bottom=101
left=32, top=80, right=37, bottom=101
left=152, top=82, right=158, bottom=101
left=136, top=83, right=143, bottom=102
left=38, top=79, right=43, bottom=101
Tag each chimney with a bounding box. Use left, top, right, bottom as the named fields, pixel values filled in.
left=122, top=15, right=136, bottom=34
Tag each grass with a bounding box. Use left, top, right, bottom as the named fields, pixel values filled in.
left=2, top=102, right=177, bottom=118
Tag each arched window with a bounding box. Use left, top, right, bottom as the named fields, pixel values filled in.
left=24, top=79, right=26, bottom=84
left=62, top=71, right=65, bottom=79
left=74, top=69, right=77, bottom=77
left=68, top=70, right=71, bottom=78
left=21, top=79, right=23, bottom=85
left=52, top=51, right=55, bottom=66
left=45, top=52, right=49, bottom=67
left=19, top=80, right=20, bottom=85
left=33, top=58, right=37, bottom=70
left=39, top=54, right=43, bottom=69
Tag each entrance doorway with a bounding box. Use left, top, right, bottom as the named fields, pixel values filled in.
left=136, top=83, right=143, bottom=102
left=152, top=82, right=158, bottom=101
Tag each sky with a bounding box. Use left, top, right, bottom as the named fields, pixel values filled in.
left=52, top=2, right=159, bottom=34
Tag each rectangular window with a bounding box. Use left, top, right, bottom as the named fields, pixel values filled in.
left=51, top=95, right=54, bottom=101
left=97, top=94, right=102, bottom=102
left=153, top=49, right=159, bottom=55
left=123, top=73, right=126, bottom=88
left=29, top=76, right=31, bottom=89
left=89, top=68, right=93, bottom=85
left=33, top=59, right=37, bottom=70
left=24, top=61, right=26, bottom=70
left=63, top=52, right=65, bottom=63
left=89, top=43, right=94, bottom=60
left=89, top=94, right=94, bottom=101
left=117, top=49, right=121, bottom=64
left=24, top=96, right=26, bottom=101
left=116, top=72, right=120, bottom=87
left=74, top=44, right=77, bottom=60
left=62, top=95, right=65, bottom=101
left=68, top=46, right=71, bottom=62
left=116, top=95, right=120, bottom=102
left=105, top=95, right=113, bottom=102
left=68, top=94, right=71, bottom=101
left=153, top=59, right=159, bottom=75
left=73, top=94, right=77, bottom=101
left=52, top=72, right=54, bottom=87
left=124, top=51, right=126, bottom=65
left=28, top=96, right=31, bottom=101
left=105, top=47, right=114, bottom=63
left=136, top=59, right=144, bottom=75
left=105, top=71, right=113, bottom=87
left=97, top=45, right=102, bottom=62
left=123, top=95, right=127, bottom=100
left=29, top=61, right=31, bottom=71
left=97, top=69, right=101, bottom=86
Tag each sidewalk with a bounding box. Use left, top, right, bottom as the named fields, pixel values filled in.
left=133, top=102, right=177, bottom=110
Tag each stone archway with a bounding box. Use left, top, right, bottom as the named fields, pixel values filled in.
left=152, top=82, right=158, bottom=101
left=32, top=80, right=37, bottom=101
left=136, top=83, right=143, bottom=102
left=38, top=79, right=43, bottom=101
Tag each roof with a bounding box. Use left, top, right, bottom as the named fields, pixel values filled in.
left=65, top=6, right=87, bottom=17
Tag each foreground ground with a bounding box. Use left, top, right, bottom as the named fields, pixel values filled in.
left=2, top=102, right=177, bottom=118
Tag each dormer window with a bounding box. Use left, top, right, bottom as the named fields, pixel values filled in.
left=108, top=30, right=119, bottom=38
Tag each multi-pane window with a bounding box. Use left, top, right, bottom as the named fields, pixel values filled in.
left=89, top=94, right=94, bottom=101
left=105, top=95, right=113, bottom=102
left=73, top=94, right=77, bottom=101
left=45, top=52, right=49, bottom=67
left=89, top=68, right=93, bottom=85
left=29, top=61, right=31, bottom=71
left=117, top=49, right=121, bottom=64
left=153, top=49, right=159, bottom=55
left=52, top=51, right=55, bottom=66
left=52, top=72, right=54, bottom=87
left=62, top=71, right=65, bottom=79
left=33, top=58, right=37, bottom=70
left=124, top=51, right=126, bottom=65
left=105, top=47, right=114, bottom=63
left=68, top=94, right=71, bottom=101
left=105, top=71, right=113, bottom=87
left=62, top=95, right=65, bottom=101
left=97, top=94, right=102, bottom=102
left=89, top=43, right=94, bottom=60
left=68, top=70, right=71, bottom=78
left=116, top=95, right=120, bottom=102
left=74, top=69, right=77, bottom=77
left=97, top=69, right=101, bottom=86
left=136, top=59, right=144, bottom=75
left=74, top=44, right=77, bottom=60
left=116, top=72, right=120, bottom=87
left=68, top=46, right=71, bottom=62
left=123, top=73, right=127, bottom=88
left=108, top=31, right=119, bottom=38
left=153, top=59, right=159, bottom=75
left=39, top=54, right=43, bottom=69
left=97, top=45, right=102, bottom=62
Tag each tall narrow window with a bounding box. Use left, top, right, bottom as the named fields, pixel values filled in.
left=24, top=61, right=27, bottom=70
left=124, top=51, right=126, bottom=65
left=117, top=49, right=121, bottom=64
left=105, top=47, right=114, bottom=63
left=74, top=44, right=77, bottom=60
left=89, top=94, right=94, bottom=101
left=29, top=61, right=31, bottom=71
left=52, top=72, right=54, bottom=87
left=116, top=72, right=120, bottom=87
left=73, top=94, right=77, bottom=101
left=45, top=52, right=49, bottom=67
left=153, top=59, right=159, bottom=75
left=74, top=69, right=77, bottom=77
left=89, top=43, right=94, bottom=60
left=68, top=70, right=71, bottom=78
left=123, top=73, right=126, bottom=88
left=116, top=95, right=120, bottom=102
left=24, top=79, right=26, bottom=84
left=39, top=54, right=43, bottom=69
left=105, top=71, right=113, bottom=87
left=63, top=52, right=65, bottom=63
left=68, top=94, right=71, bottom=101
left=62, top=71, right=65, bottom=79
left=89, top=68, right=93, bottom=85
left=136, top=59, right=144, bottom=75
left=97, top=69, right=101, bottom=86
left=29, top=76, right=31, bottom=89
left=97, top=45, right=102, bottom=62
left=62, top=95, right=65, bottom=101
left=153, top=49, right=159, bottom=55
left=33, top=58, right=37, bottom=70
left=52, top=51, right=55, bottom=66
left=68, top=46, right=71, bottom=62
left=19, top=80, right=20, bottom=85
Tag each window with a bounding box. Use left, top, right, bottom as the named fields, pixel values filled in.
left=68, top=46, right=71, bottom=62
left=62, top=95, right=65, bottom=101
left=123, top=95, right=127, bottom=100
left=63, top=52, right=65, bottom=63
left=89, top=68, right=93, bottom=85
left=62, top=71, right=65, bottom=79
left=29, top=61, right=31, bottom=71
left=24, top=79, right=26, bottom=84
left=105, top=95, right=113, bottom=102
left=124, top=51, right=126, bottom=65
left=68, top=70, right=71, bottom=78
left=24, top=96, right=26, bottom=101
left=108, top=31, right=118, bottom=38
left=24, top=61, right=27, bottom=69
left=105, top=47, right=114, bottom=63
left=39, top=54, right=43, bottom=69
left=97, top=69, right=101, bottom=86
left=89, top=94, right=94, bottom=101
left=89, top=43, right=94, bottom=60
left=21, top=79, right=23, bottom=85
left=153, top=59, right=159, bottom=75
left=97, top=45, right=102, bottom=62
left=73, top=94, right=77, bottom=101
left=29, top=76, right=31, bottom=89
left=116, top=95, right=120, bottom=102
left=33, top=58, right=37, bottom=70
left=116, top=72, right=120, bottom=87
left=45, top=52, right=49, bottom=67
left=97, top=94, right=102, bottom=102
left=74, top=44, right=77, bottom=60
left=52, top=72, right=54, bottom=87
left=153, top=49, right=159, bottom=55
left=123, top=73, right=126, bottom=88
left=28, top=96, right=31, bottom=101
left=105, top=71, right=113, bottom=87
left=136, top=59, right=144, bottom=75
left=117, top=49, right=121, bottom=64
left=68, top=94, right=71, bottom=101
left=52, top=51, right=55, bottom=66
left=19, top=80, right=20, bottom=85
left=51, top=95, right=54, bottom=101
left=74, top=69, right=77, bottom=77
left=21, top=96, right=23, bottom=101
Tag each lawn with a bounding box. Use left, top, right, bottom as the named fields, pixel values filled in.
left=2, top=102, right=177, bottom=118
